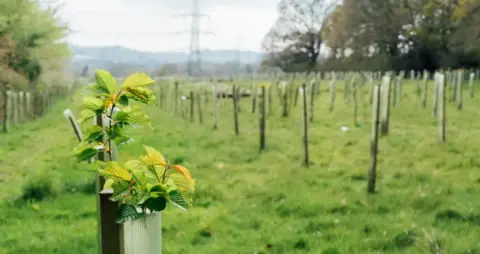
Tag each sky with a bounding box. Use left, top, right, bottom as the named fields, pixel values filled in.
left=48, top=0, right=280, bottom=53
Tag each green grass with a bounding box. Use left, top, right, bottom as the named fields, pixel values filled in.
left=2, top=80, right=480, bottom=253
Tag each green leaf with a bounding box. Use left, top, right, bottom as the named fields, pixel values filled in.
left=168, top=190, right=190, bottom=211
left=129, top=112, right=152, bottom=127
left=125, top=160, right=147, bottom=171
left=95, top=69, right=117, bottom=94
left=122, top=73, right=155, bottom=88
left=131, top=168, right=148, bottom=187
left=85, top=126, right=104, bottom=142
left=113, top=110, right=130, bottom=124
left=114, top=110, right=151, bottom=127
left=85, top=160, right=107, bottom=172
left=116, top=204, right=144, bottom=223
left=99, top=162, right=132, bottom=181
left=170, top=174, right=195, bottom=194
left=84, top=83, right=110, bottom=95
left=78, top=109, right=96, bottom=123
left=83, top=97, right=105, bottom=111
left=113, top=136, right=133, bottom=145
left=107, top=124, right=124, bottom=141
left=141, top=146, right=166, bottom=166
left=72, top=142, right=101, bottom=162
left=147, top=183, right=169, bottom=194
left=124, top=87, right=155, bottom=104
left=117, top=94, right=129, bottom=106
left=103, top=179, right=115, bottom=191
left=143, top=197, right=167, bottom=212
left=109, top=181, right=130, bottom=201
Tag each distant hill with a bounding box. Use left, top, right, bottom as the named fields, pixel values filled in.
left=69, top=45, right=264, bottom=74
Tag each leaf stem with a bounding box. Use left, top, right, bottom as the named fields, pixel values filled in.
left=106, top=90, right=124, bottom=161
left=161, top=164, right=170, bottom=184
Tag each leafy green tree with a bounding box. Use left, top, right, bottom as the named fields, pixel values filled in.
left=0, top=0, right=69, bottom=89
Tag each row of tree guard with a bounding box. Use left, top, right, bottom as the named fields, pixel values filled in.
left=1, top=85, right=74, bottom=132
left=153, top=69, right=466, bottom=194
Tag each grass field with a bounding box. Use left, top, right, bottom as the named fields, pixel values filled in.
left=1, top=79, right=480, bottom=253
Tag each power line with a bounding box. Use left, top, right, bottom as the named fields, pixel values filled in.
left=169, top=0, right=214, bottom=77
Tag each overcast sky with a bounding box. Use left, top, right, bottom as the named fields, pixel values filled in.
left=51, top=0, right=280, bottom=52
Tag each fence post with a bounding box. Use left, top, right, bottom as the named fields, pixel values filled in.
left=19, top=92, right=24, bottom=123
left=13, top=92, right=18, bottom=126
left=367, top=83, right=381, bottom=194
left=3, top=89, right=9, bottom=133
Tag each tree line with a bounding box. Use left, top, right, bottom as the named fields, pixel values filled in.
left=261, top=0, right=480, bottom=73
left=0, top=0, right=69, bottom=91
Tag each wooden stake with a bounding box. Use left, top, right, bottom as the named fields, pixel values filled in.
left=212, top=83, right=218, bottom=130
left=329, top=78, right=335, bottom=112
left=259, top=86, right=266, bottom=151
left=63, top=109, right=83, bottom=142
left=421, top=72, right=428, bottom=108
left=416, top=73, right=421, bottom=96
left=344, top=79, right=350, bottom=104
left=367, top=83, right=381, bottom=194
left=293, top=87, right=299, bottom=107
left=457, top=71, right=463, bottom=111
left=3, top=90, right=9, bottom=132
left=196, top=92, right=203, bottom=124
left=251, top=83, right=257, bottom=114
left=267, top=85, right=272, bottom=116
left=438, top=73, right=446, bottom=143
left=95, top=115, right=122, bottom=254
left=301, top=83, right=309, bottom=167
left=432, top=74, right=439, bottom=119
left=282, top=83, right=288, bottom=117
left=309, top=80, right=315, bottom=122
left=233, top=86, right=239, bottom=135
left=190, top=91, right=194, bottom=122
left=174, top=82, right=179, bottom=116
left=352, top=79, right=358, bottom=125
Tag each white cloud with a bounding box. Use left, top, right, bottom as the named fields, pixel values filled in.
left=52, top=0, right=279, bottom=52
